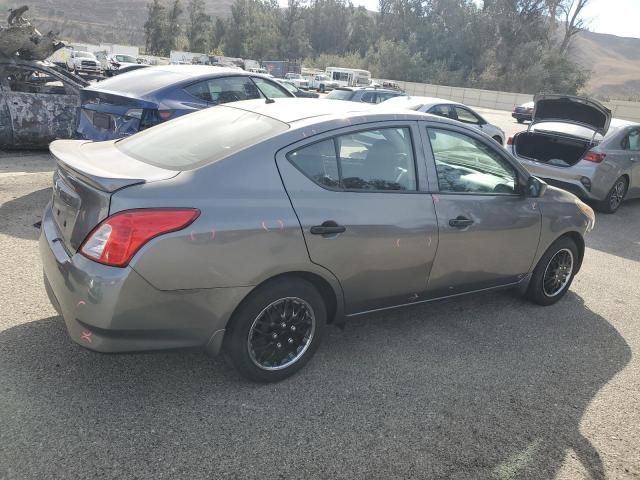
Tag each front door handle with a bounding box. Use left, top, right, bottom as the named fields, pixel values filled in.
left=449, top=216, right=474, bottom=228
left=310, top=220, right=346, bottom=235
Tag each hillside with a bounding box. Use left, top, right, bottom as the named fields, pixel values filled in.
left=0, top=1, right=639, bottom=99
left=0, top=0, right=233, bottom=46
left=572, top=30, right=640, bottom=100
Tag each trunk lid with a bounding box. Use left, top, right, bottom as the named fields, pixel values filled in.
left=49, top=139, right=179, bottom=251
left=77, top=90, right=158, bottom=141
left=532, top=94, right=611, bottom=136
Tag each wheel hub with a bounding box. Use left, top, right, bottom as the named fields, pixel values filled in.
left=542, top=248, right=574, bottom=298
left=247, top=297, right=315, bottom=371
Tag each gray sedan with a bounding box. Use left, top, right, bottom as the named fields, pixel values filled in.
left=510, top=94, right=640, bottom=213
left=40, top=99, right=594, bottom=382
left=381, top=95, right=506, bottom=145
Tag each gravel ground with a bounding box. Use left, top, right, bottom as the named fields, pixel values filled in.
left=1, top=110, right=639, bottom=479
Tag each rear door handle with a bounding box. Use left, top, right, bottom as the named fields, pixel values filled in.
left=449, top=216, right=474, bottom=228
left=310, top=221, right=346, bottom=235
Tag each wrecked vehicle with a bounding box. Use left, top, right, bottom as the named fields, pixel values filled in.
left=0, top=6, right=63, bottom=60
left=0, top=7, right=86, bottom=149
left=0, top=59, right=86, bottom=148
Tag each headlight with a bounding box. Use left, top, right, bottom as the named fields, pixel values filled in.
left=576, top=199, right=595, bottom=231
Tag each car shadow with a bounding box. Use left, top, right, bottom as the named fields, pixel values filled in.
left=587, top=198, right=640, bottom=263
left=0, top=290, right=630, bottom=479
left=0, top=187, right=51, bottom=240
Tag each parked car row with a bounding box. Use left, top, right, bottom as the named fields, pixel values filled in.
left=1, top=60, right=638, bottom=214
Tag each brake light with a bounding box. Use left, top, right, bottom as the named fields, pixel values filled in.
left=582, top=151, right=606, bottom=163
left=507, top=136, right=513, bottom=146
left=158, top=110, right=172, bottom=120
left=80, top=209, right=200, bottom=267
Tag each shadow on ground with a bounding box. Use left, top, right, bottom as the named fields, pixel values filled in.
left=0, top=187, right=51, bottom=240
left=586, top=198, right=640, bottom=263
left=0, top=291, right=630, bottom=479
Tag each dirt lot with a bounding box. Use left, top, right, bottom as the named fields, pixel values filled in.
left=0, top=110, right=639, bottom=479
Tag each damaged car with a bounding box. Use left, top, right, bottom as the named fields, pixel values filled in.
left=0, top=59, right=86, bottom=148
left=509, top=94, right=640, bottom=213
left=77, top=65, right=294, bottom=141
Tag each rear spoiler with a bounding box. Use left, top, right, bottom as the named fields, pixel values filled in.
left=50, top=140, right=177, bottom=193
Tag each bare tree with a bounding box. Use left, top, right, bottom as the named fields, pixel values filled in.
left=558, top=0, right=591, bottom=54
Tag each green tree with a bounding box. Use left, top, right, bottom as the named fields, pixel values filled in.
left=186, top=0, right=210, bottom=52
left=144, top=0, right=167, bottom=56
left=165, top=0, right=184, bottom=53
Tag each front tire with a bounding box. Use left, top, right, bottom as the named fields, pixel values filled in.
left=527, top=237, right=579, bottom=306
left=517, top=118, right=525, bottom=124
left=223, top=278, right=326, bottom=382
left=596, top=176, right=628, bottom=214
left=492, top=136, right=503, bottom=145
left=319, top=84, right=325, bottom=93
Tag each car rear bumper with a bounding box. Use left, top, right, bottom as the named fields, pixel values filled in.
left=512, top=112, right=532, bottom=121
left=39, top=204, right=251, bottom=354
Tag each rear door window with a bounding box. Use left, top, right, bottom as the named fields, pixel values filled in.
left=453, top=106, right=482, bottom=125
left=624, top=129, right=640, bottom=151
left=251, top=77, right=291, bottom=98
left=360, top=91, right=377, bottom=103
left=287, top=139, right=340, bottom=188
left=287, top=127, right=417, bottom=192
left=428, top=104, right=455, bottom=119
left=184, top=76, right=261, bottom=104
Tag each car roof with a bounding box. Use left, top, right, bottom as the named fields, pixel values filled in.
left=382, top=95, right=461, bottom=108
left=83, top=65, right=254, bottom=96
left=222, top=98, right=458, bottom=126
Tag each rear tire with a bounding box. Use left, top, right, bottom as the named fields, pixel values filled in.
left=596, top=176, right=628, bottom=214
left=492, top=136, right=503, bottom=145
left=319, top=84, right=325, bottom=93
left=517, top=118, right=525, bottom=124
left=527, top=237, right=579, bottom=306
left=223, top=278, right=326, bottom=382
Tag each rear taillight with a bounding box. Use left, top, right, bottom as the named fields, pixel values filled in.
left=158, top=110, right=172, bottom=120
left=507, top=136, right=513, bottom=146
left=582, top=151, right=606, bottom=163
left=80, top=209, right=200, bottom=267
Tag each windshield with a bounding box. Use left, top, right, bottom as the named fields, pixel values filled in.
left=116, top=106, right=289, bottom=170
left=76, top=51, right=96, bottom=59
left=279, top=81, right=297, bottom=93
left=326, top=89, right=354, bottom=100
left=115, top=55, right=137, bottom=63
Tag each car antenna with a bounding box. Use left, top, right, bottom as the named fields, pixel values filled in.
left=264, top=94, right=275, bottom=104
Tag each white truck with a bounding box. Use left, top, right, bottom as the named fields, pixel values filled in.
left=308, top=73, right=340, bottom=93
left=283, top=72, right=310, bottom=90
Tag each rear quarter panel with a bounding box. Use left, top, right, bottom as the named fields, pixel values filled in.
left=109, top=137, right=340, bottom=295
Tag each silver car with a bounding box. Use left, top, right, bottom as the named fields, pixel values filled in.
left=40, top=99, right=594, bottom=382
left=510, top=94, right=640, bottom=213
left=381, top=95, right=506, bottom=145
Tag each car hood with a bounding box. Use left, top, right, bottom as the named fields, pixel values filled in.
left=533, top=94, right=611, bottom=136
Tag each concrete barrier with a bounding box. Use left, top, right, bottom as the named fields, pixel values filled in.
left=384, top=79, right=640, bottom=123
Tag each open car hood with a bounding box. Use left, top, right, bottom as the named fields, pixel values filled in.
left=532, top=94, right=611, bottom=136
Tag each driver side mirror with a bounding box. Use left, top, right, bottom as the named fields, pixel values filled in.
left=526, top=176, right=547, bottom=198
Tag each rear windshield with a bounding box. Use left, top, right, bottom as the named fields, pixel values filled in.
left=87, top=68, right=188, bottom=96
left=116, top=106, right=288, bottom=170
left=326, top=89, right=354, bottom=100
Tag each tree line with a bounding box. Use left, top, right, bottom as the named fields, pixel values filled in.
left=144, top=0, right=592, bottom=94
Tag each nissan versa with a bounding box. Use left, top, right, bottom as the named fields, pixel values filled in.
left=40, top=99, right=595, bottom=382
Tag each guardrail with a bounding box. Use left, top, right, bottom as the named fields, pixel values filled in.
left=387, top=80, right=640, bottom=123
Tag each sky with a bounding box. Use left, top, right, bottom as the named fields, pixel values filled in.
left=314, top=0, right=640, bottom=39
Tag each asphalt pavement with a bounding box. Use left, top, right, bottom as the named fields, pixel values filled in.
left=1, top=109, right=639, bottom=479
